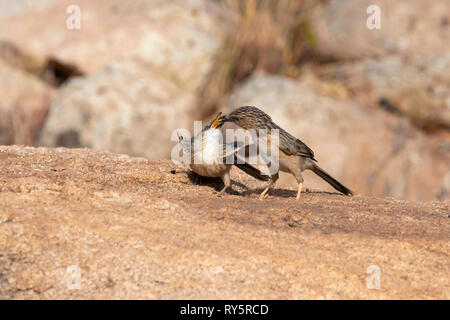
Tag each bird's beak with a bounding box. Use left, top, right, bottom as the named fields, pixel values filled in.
left=210, top=112, right=222, bottom=129
left=218, top=114, right=230, bottom=125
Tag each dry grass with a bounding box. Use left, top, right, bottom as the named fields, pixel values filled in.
left=197, top=0, right=322, bottom=119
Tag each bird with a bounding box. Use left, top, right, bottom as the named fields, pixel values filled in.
left=178, top=112, right=269, bottom=195
left=219, top=106, right=353, bottom=200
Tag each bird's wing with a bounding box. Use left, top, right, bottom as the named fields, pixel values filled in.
left=274, top=124, right=316, bottom=160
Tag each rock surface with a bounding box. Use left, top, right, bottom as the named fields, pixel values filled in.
left=318, top=54, right=450, bottom=131
left=0, top=0, right=232, bottom=74
left=31, top=0, right=232, bottom=158
left=0, top=146, right=448, bottom=299
left=227, top=73, right=450, bottom=201
left=0, top=61, right=51, bottom=146
left=0, top=0, right=54, bottom=19
left=311, top=0, right=450, bottom=60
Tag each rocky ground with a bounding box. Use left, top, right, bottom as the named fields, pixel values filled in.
left=0, top=146, right=448, bottom=299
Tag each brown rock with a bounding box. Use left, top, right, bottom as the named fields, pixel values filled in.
left=38, top=58, right=195, bottom=157
left=28, top=0, right=233, bottom=158
left=318, top=54, right=450, bottom=132
left=0, top=0, right=232, bottom=74
left=0, top=61, right=51, bottom=145
left=227, top=72, right=450, bottom=201
left=0, top=0, right=55, bottom=20
left=0, top=146, right=448, bottom=299
left=311, top=0, right=450, bottom=60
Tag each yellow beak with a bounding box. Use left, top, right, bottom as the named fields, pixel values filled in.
left=210, top=112, right=222, bottom=129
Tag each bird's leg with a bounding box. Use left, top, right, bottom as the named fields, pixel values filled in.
left=259, top=182, right=273, bottom=200
left=293, top=172, right=304, bottom=202
left=295, top=182, right=303, bottom=201
left=217, top=172, right=231, bottom=196
left=218, top=185, right=228, bottom=196
left=259, top=173, right=278, bottom=200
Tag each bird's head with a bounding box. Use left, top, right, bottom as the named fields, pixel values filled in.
left=219, top=106, right=271, bottom=129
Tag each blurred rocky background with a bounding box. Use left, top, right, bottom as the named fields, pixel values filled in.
left=0, top=0, right=449, bottom=201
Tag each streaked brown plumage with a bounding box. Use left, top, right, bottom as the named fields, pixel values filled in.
left=219, top=106, right=353, bottom=200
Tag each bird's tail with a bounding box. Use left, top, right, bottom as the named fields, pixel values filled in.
left=234, top=155, right=270, bottom=182
left=310, top=164, right=353, bottom=196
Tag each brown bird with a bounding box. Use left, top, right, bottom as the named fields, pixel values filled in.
left=219, top=106, right=353, bottom=200
left=178, top=112, right=269, bottom=195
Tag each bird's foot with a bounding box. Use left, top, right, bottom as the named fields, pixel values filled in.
left=215, top=187, right=228, bottom=197
left=258, top=193, right=269, bottom=200
left=295, top=183, right=303, bottom=202
left=259, top=189, right=270, bottom=200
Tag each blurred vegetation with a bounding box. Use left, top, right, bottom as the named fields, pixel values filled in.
left=198, top=0, right=324, bottom=119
